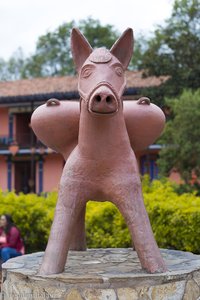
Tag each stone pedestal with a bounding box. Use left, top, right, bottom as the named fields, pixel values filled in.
left=1, top=248, right=200, bottom=299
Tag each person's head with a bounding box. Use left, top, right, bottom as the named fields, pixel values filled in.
left=0, top=214, right=14, bottom=232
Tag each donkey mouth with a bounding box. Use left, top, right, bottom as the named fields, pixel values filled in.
left=89, top=99, right=118, bottom=115
left=90, top=109, right=118, bottom=115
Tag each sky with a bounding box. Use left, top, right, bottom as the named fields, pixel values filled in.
left=0, top=0, right=173, bottom=60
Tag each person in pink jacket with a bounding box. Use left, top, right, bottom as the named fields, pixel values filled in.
left=0, top=214, right=24, bottom=263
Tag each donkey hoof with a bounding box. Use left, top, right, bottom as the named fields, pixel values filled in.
left=137, top=97, right=151, bottom=105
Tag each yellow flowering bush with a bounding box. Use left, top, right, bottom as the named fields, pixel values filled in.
left=0, top=190, right=57, bottom=252
left=1, top=176, right=200, bottom=253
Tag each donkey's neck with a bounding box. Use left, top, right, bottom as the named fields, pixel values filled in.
left=78, top=101, right=132, bottom=159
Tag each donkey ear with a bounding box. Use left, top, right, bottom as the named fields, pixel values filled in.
left=71, top=28, right=93, bottom=73
left=110, top=28, right=134, bottom=70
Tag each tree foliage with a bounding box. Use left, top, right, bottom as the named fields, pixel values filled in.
left=79, top=17, right=119, bottom=49
left=23, top=21, right=75, bottom=78
left=157, top=89, right=200, bottom=183
left=0, top=17, right=144, bottom=80
left=141, top=0, right=200, bottom=97
left=0, top=48, right=26, bottom=81
left=1, top=0, right=199, bottom=91
left=2, top=178, right=200, bottom=253
left=129, top=33, right=148, bottom=71
left=21, top=18, right=120, bottom=78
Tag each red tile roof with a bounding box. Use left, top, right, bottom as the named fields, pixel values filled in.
left=0, top=71, right=168, bottom=99
left=126, top=70, right=168, bottom=88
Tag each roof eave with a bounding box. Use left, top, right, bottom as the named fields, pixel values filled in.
left=0, top=87, right=143, bottom=105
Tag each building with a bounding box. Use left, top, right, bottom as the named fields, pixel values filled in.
left=0, top=71, right=167, bottom=193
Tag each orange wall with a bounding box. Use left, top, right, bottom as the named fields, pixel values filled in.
left=43, top=153, right=64, bottom=192
left=0, top=156, right=7, bottom=190
left=0, top=108, right=9, bottom=136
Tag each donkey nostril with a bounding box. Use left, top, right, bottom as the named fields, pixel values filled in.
left=95, top=95, right=101, bottom=102
left=106, top=96, right=112, bottom=103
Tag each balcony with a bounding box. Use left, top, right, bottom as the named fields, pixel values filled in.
left=0, top=134, right=45, bottom=151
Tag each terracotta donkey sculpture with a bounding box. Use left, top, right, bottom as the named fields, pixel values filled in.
left=31, top=28, right=167, bottom=275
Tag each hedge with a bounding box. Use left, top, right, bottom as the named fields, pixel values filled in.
left=1, top=176, right=200, bottom=253
left=0, top=191, right=56, bottom=252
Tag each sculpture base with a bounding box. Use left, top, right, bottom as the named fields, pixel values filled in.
left=1, top=248, right=200, bottom=299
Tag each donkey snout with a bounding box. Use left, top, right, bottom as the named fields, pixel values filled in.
left=89, top=87, right=118, bottom=114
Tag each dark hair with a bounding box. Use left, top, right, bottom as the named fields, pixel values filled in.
left=2, top=214, right=15, bottom=233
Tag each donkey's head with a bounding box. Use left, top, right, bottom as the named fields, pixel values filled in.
left=71, top=28, right=133, bottom=115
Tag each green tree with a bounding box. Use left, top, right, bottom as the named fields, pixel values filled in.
left=0, top=17, right=145, bottom=80
left=22, top=18, right=119, bottom=78
left=80, top=18, right=143, bottom=70
left=141, top=0, right=200, bottom=97
left=0, top=58, right=8, bottom=81
left=129, top=33, right=148, bottom=71
left=157, top=89, right=200, bottom=183
left=22, top=21, right=75, bottom=78
left=0, top=48, right=26, bottom=81
left=79, top=17, right=119, bottom=49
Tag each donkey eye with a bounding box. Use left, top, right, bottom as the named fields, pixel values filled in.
left=115, top=66, right=123, bottom=77
left=81, top=66, right=94, bottom=78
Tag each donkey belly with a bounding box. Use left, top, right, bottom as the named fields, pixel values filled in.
left=62, top=147, right=140, bottom=202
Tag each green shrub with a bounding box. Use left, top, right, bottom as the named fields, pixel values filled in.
left=1, top=177, right=200, bottom=254
left=86, top=201, right=131, bottom=248
left=0, top=190, right=57, bottom=252
left=86, top=177, right=200, bottom=253
left=143, top=177, right=200, bottom=253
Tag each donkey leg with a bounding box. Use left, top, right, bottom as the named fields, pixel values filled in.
left=112, top=180, right=167, bottom=273
left=38, top=181, right=86, bottom=275
left=69, top=205, right=87, bottom=250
